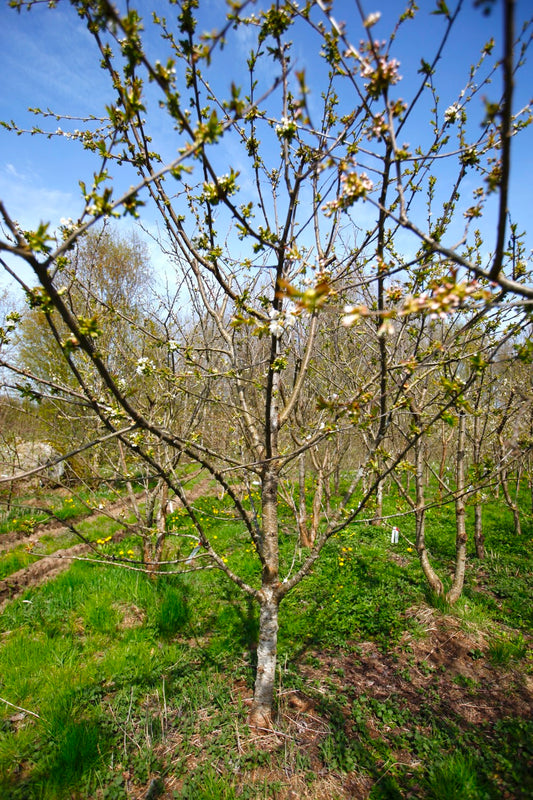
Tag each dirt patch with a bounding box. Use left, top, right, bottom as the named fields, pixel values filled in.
left=298, top=610, right=532, bottom=725
left=116, top=602, right=147, bottom=629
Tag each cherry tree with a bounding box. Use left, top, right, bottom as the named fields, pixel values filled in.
left=1, top=0, right=532, bottom=725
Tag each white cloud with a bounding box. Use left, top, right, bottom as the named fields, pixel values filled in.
left=0, top=163, right=78, bottom=231
left=5, top=163, right=23, bottom=179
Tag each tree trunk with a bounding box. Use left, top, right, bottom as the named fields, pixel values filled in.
left=472, top=413, right=485, bottom=559
left=371, top=478, right=383, bottom=525
left=474, top=502, right=485, bottom=559
left=447, top=411, right=467, bottom=604
left=498, top=431, right=522, bottom=535
left=501, top=472, right=522, bottom=535
left=250, top=462, right=280, bottom=727
left=249, top=587, right=279, bottom=728
left=438, top=422, right=453, bottom=500
left=334, top=438, right=341, bottom=495
left=142, top=481, right=170, bottom=578
left=310, top=468, right=325, bottom=545
left=414, top=432, right=443, bottom=595
left=297, top=453, right=312, bottom=548
left=152, top=481, right=169, bottom=571
left=515, top=466, right=522, bottom=497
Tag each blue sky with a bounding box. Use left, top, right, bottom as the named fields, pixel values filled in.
left=0, top=0, right=532, bottom=289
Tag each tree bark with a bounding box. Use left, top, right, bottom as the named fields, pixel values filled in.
left=447, top=411, right=467, bottom=604
left=297, top=452, right=312, bottom=548
left=371, top=478, right=383, bottom=525
left=250, top=465, right=280, bottom=727
left=249, top=309, right=283, bottom=727
left=501, top=470, right=522, bottom=535
left=414, top=432, right=444, bottom=595
left=249, top=587, right=279, bottom=728
left=498, top=429, right=522, bottom=535
left=310, top=468, right=325, bottom=546
left=473, top=503, right=485, bottom=559
left=472, top=413, right=485, bottom=559
left=438, top=422, right=454, bottom=500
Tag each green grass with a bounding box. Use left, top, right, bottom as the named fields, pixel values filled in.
left=0, top=482, right=135, bottom=538
left=0, top=508, right=48, bottom=537
left=0, top=548, right=39, bottom=578
left=424, top=752, right=481, bottom=800
left=0, top=478, right=531, bottom=799
left=487, top=632, right=528, bottom=666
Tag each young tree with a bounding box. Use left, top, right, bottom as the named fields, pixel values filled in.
left=1, top=0, right=532, bottom=726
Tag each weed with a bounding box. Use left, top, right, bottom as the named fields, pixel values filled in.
left=426, top=589, right=451, bottom=614
left=452, top=673, right=478, bottom=689
left=102, top=774, right=129, bottom=800
left=46, top=718, right=104, bottom=786
left=82, top=595, right=120, bottom=634
left=424, top=752, right=481, bottom=800
left=319, top=733, right=358, bottom=773
left=177, top=766, right=240, bottom=799
left=153, top=582, right=190, bottom=637
left=0, top=548, right=38, bottom=579
left=487, top=633, right=527, bottom=666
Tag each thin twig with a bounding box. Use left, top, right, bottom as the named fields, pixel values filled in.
left=0, top=696, right=41, bottom=720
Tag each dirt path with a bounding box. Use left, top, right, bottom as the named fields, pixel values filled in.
left=0, top=476, right=215, bottom=611
left=0, top=543, right=94, bottom=609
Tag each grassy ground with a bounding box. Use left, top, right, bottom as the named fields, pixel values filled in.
left=0, top=483, right=531, bottom=799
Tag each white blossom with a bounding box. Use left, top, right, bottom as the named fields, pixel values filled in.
left=284, top=308, right=298, bottom=328
left=341, top=305, right=361, bottom=327
left=364, top=11, right=381, bottom=27
left=136, top=357, right=155, bottom=375
left=275, top=116, right=297, bottom=141
left=268, top=306, right=298, bottom=337
left=377, top=318, right=395, bottom=337
left=444, top=103, right=461, bottom=124
left=268, top=308, right=284, bottom=338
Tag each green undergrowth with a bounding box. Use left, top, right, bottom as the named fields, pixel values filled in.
left=0, top=481, right=141, bottom=538
left=0, top=482, right=531, bottom=799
